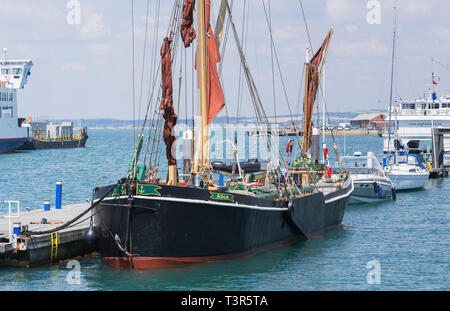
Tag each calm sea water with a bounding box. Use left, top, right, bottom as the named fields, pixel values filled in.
left=0, top=130, right=448, bottom=290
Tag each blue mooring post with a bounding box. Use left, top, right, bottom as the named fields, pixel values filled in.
left=13, top=222, right=21, bottom=235
left=219, top=174, right=224, bottom=187
left=56, top=181, right=62, bottom=210
left=44, top=200, right=50, bottom=211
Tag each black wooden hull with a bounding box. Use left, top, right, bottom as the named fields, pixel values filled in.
left=93, top=179, right=352, bottom=269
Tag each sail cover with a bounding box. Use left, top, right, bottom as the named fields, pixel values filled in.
left=302, top=30, right=332, bottom=154
left=181, top=0, right=196, bottom=47
left=204, top=0, right=225, bottom=124
left=160, top=36, right=178, bottom=166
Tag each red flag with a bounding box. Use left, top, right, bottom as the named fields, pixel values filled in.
left=202, top=0, right=225, bottom=124
left=433, top=80, right=438, bottom=85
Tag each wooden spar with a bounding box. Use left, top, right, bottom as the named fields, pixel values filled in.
left=196, top=0, right=209, bottom=171
left=215, top=0, right=228, bottom=48
left=317, top=28, right=333, bottom=89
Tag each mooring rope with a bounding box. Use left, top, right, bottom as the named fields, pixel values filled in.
left=22, top=180, right=124, bottom=236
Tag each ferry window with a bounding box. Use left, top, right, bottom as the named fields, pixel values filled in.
left=410, top=104, right=415, bottom=109
left=402, top=104, right=408, bottom=109
left=2, top=106, right=12, bottom=118
left=422, top=103, right=426, bottom=109
left=434, top=103, right=440, bottom=109
left=443, top=103, right=448, bottom=108
left=1, top=69, right=9, bottom=75
left=12, top=68, right=22, bottom=75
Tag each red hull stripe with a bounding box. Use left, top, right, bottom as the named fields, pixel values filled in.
left=102, top=237, right=299, bottom=269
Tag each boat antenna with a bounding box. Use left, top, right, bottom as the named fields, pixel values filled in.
left=387, top=2, right=397, bottom=158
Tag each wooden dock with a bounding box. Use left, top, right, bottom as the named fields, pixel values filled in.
left=0, top=202, right=97, bottom=267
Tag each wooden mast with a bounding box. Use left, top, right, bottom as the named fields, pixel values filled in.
left=196, top=0, right=209, bottom=173
left=301, top=45, right=311, bottom=156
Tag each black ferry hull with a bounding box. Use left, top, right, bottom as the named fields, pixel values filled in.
left=18, top=135, right=88, bottom=150
left=93, top=179, right=352, bottom=269
left=18, top=127, right=88, bottom=150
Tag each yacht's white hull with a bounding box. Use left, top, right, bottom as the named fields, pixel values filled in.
left=388, top=172, right=429, bottom=191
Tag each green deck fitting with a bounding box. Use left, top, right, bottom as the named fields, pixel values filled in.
left=128, top=135, right=144, bottom=176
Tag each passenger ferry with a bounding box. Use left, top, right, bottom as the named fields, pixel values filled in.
left=383, top=77, right=450, bottom=167
left=0, top=49, right=33, bottom=153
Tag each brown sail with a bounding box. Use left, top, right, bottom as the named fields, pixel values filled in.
left=301, top=29, right=332, bottom=154
left=180, top=0, right=196, bottom=48
left=159, top=36, right=178, bottom=166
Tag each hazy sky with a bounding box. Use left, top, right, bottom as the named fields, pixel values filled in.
left=1, top=0, right=449, bottom=120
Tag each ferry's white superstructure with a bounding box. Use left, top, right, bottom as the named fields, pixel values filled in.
left=0, top=49, right=33, bottom=153
left=383, top=91, right=450, bottom=167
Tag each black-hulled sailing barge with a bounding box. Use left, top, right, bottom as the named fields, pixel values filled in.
left=93, top=0, right=353, bottom=268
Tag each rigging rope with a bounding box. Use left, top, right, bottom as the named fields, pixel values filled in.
left=137, top=0, right=151, bottom=126
left=131, top=0, right=136, bottom=172
left=261, top=0, right=302, bottom=151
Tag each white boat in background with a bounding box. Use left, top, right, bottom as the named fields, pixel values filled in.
left=0, top=48, right=33, bottom=153
left=382, top=89, right=450, bottom=167
left=383, top=5, right=430, bottom=191
left=384, top=149, right=429, bottom=191
left=343, top=152, right=396, bottom=204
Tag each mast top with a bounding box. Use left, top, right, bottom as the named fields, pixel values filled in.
left=305, top=45, right=311, bottom=63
